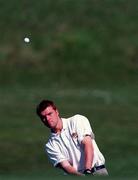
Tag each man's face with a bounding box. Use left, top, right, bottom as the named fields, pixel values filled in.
left=40, top=106, right=59, bottom=129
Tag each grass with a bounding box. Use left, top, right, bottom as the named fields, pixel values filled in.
left=0, top=86, right=138, bottom=177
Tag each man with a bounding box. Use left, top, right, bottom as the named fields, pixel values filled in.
left=36, top=100, right=108, bottom=176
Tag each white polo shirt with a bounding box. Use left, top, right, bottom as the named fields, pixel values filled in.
left=45, top=114, right=105, bottom=172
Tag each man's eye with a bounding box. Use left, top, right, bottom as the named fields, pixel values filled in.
left=48, top=112, right=52, bottom=116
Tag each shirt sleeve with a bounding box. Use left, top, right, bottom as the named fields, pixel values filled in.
left=74, top=114, right=95, bottom=144
left=45, top=142, right=68, bottom=167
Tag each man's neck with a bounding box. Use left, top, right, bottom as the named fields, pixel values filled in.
left=51, top=117, right=63, bottom=134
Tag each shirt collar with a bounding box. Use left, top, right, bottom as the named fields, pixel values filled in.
left=62, top=118, right=67, bottom=130
left=50, top=118, right=67, bottom=137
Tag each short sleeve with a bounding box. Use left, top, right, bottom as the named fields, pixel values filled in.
left=45, top=143, right=68, bottom=167
left=74, top=115, right=95, bottom=144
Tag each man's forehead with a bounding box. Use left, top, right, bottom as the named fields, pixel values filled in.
left=41, top=106, right=54, bottom=114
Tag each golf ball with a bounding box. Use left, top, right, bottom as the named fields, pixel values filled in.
left=24, top=37, right=30, bottom=43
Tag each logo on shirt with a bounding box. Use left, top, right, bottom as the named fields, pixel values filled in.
left=71, top=132, right=78, bottom=139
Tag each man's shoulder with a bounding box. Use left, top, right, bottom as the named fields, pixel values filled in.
left=71, top=114, right=88, bottom=120
left=65, top=114, right=88, bottom=123
left=69, top=114, right=86, bottom=119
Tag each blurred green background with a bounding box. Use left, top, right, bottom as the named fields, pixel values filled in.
left=0, top=0, right=138, bottom=179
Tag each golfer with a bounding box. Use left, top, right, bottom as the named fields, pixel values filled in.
left=36, top=100, right=108, bottom=176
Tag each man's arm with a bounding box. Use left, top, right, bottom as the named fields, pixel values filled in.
left=82, top=135, right=94, bottom=170
left=57, top=160, right=84, bottom=176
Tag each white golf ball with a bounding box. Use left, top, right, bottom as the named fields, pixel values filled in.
left=24, top=37, right=30, bottom=43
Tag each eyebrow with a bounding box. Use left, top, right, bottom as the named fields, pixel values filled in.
left=46, top=112, right=53, bottom=115
left=42, top=111, right=53, bottom=116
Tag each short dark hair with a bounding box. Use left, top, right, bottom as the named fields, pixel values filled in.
left=36, top=100, right=57, bottom=119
